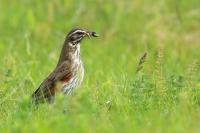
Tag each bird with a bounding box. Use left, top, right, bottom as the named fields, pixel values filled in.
left=31, top=28, right=99, bottom=104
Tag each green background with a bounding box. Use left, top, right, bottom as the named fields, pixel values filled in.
left=0, top=0, right=200, bottom=132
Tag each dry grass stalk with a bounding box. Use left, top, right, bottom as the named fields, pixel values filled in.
left=136, top=52, right=148, bottom=73
left=186, top=60, right=199, bottom=87
left=154, top=47, right=167, bottom=97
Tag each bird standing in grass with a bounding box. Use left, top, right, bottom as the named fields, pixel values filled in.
left=32, top=28, right=99, bottom=104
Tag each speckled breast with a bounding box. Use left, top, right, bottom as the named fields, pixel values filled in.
left=61, top=60, right=84, bottom=95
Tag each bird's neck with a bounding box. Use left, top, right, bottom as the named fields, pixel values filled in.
left=56, top=43, right=81, bottom=67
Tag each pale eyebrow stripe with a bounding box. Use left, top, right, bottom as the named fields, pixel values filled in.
left=68, top=30, right=85, bottom=37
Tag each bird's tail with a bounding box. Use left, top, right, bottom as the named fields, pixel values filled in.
left=31, top=87, right=55, bottom=105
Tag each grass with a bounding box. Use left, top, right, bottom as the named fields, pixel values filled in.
left=0, top=0, right=200, bottom=132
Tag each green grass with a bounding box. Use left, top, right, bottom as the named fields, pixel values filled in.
left=0, top=0, right=200, bottom=132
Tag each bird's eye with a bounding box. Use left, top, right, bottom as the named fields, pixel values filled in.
left=77, top=32, right=82, bottom=35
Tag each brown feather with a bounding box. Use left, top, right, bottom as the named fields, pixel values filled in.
left=32, top=61, right=72, bottom=104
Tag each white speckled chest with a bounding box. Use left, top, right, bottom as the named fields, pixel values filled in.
left=61, top=44, right=84, bottom=95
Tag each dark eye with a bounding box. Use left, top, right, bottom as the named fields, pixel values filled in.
left=77, top=32, right=82, bottom=35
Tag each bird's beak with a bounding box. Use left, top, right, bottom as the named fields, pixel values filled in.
left=84, top=31, right=99, bottom=38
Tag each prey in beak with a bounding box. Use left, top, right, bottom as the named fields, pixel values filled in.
left=84, top=31, right=99, bottom=38
left=90, top=32, right=99, bottom=37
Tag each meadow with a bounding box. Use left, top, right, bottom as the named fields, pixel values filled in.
left=0, top=0, right=200, bottom=132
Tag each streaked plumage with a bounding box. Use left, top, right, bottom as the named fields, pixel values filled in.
left=31, top=28, right=99, bottom=104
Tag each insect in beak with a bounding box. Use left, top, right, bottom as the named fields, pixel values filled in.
left=90, top=32, right=99, bottom=37
left=84, top=31, right=99, bottom=38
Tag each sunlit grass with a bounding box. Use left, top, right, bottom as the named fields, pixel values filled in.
left=0, top=0, right=200, bottom=132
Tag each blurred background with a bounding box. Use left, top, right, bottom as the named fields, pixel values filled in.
left=0, top=0, right=200, bottom=132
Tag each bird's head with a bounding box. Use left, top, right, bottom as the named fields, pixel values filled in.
left=66, top=28, right=99, bottom=47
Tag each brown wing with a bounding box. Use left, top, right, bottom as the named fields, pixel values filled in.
left=31, top=61, right=72, bottom=104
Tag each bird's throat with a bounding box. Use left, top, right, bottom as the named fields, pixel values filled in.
left=57, top=43, right=81, bottom=67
